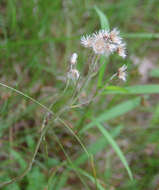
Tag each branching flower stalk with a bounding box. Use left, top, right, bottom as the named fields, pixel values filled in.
left=0, top=27, right=127, bottom=188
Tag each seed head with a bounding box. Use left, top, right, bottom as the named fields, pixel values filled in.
left=70, top=53, right=78, bottom=64
left=81, top=28, right=127, bottom=58
left=117, top=43, right=127, bottom=59
left=92, top=35, right=106, bottom=55
left=68, top=69, right=80, bottom=80
left=81, top=35, right=93, bottom=48
left=110, top=28, right=122, bottom=44
left=118, top=64, right=127, bottom=81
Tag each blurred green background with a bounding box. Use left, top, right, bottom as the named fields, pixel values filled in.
left=0, top=0, right=159, bottom=189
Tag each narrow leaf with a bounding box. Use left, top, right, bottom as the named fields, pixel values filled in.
left=94, top=6, right=110, bottom=30
left=97, top=123, right=133, bottom=180
left=76, top=125, right=123, bottom=165
left=104, top=85, right=159, bottom=94
left=80, top=97, right=141, bottom=133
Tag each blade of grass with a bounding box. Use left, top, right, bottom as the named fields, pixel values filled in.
left=52, top=132, right=90, bottom=190
left=80, top=97, right=141, bottom=133
left=97, top=123, right=133, bottom=181
left=75, top=125, right=123, bottom=165
left=94, top=6, right=110, bottom=30
left=72, top=167, right=106, bottom=190
left=104, top=85, right=159, bottom=94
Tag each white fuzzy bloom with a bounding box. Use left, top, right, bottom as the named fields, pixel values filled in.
left=93, top=29, right=109, bottom=39
left=110, top=28, right=122, bottom=44
left=70, top=53, right=78, bottom=64
left=117, top=43, right=127, bottom=59
left=81, top=35, right=93, bottom=48
left=68, top=69, right=80, bottom=80
left=92, top=35, right=106, bottom=55
left=118, top=64, right=127, bottom=81
left=105, top=43, right=117, bottom=54
left=81, top=28, right=127, bottom=58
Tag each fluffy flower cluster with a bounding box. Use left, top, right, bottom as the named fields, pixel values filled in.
left=81, top=28, right=126, bottom=58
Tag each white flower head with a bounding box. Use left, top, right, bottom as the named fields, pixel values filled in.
left=68, top=69, right=80, bottom=81
left=110, top=28, right=122, bottom=44
left=105, top=43, right=117, bottom=54
left=117, top=43, right=127, bottom=59
left=92, top=34, right=106, bottom=55
left=118, top=64, right=127, bottom=81
left=80, top=28, right=127, bottom=58
left=81, top=35, right=93, bottom=48
left=70, top=53, right=78, bottom=64
left=93, top=29, right=109, bottom=39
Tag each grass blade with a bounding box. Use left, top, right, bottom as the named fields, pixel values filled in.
left=80, top=97, right=141, bottom=133
left=97, top=123, right=133, bottom=180
left=104, top=85, right=159, bottom=94
left=75, top=125, right=123, bottom=165
left=71, top=167, right=105, bottom=190
left=94, top=6, right=110, bottom=30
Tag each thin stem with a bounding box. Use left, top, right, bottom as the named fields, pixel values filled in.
left=0, top=123, right=50, bottom=188
left=71, top=55, right=100, bottom=105
left=0, top=81, right=89, bottom=188
left=40, top=80, right=70, bottom=132
left=0, top=82, right=52, bottom=114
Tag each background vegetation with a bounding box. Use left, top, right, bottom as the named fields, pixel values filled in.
left=0, top=0, right=159, bottom=189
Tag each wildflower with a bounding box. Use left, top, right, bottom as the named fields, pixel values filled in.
left=110, top=28, right=122, bottom=44
left=81, top=35, right=93, bottom=48
left=118, top=64, right=127, bottom=81
left=105, top=43, right=117, bottom=54
left=81, top=28, right=127, bottom=58
left=92, top=35, right=106, bottom=55
left=117, top=43, right=127, bottom=59
left=70, top=53, right=78, bottom=65
left=68, top=69, right=80, bottom=80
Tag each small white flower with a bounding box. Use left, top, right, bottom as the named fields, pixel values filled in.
left=117, top=43, right=127, bottom=59
left=68, top=69, right=80, bottom=80
left=110, top=28, right=122, bottom=44
left=80, top=35, right=93, bottom=48
left=80, top=28, right=127, bottom=58
left=105, top=43, right=117, bottom=54
left=70, top=53, right=78, bottom=64
left=92, top=35, right=106, bottom=55
left=93, top=29, right=109, bottom=39
left=118, top=64, right=127, bottom=81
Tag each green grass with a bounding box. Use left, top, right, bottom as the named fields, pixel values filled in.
left=0, top=0, right=159, bottom=189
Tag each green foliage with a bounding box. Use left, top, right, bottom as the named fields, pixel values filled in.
left=94, top=6, right=110, bottom=30
left=97, top=123, right=133, bottom=180
left=104, top=85, right=159, bottom=94
left=81, top=97, right=141, bottom=133
left=0, top=0, right=159, bottom=189
left=26, top=167, right=46, bottom=190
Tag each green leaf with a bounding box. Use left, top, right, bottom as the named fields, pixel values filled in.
left=97, top=123, right=133, bottom=181
left=75, top=125, right=123, bottom=165
left=80, top=97, right=141, bottom=133
left=104, top=85, right=159, bottom=94
left=94, top=6, right=110, bottom=30
left=104, top=85, right=129, bottom=93
left=70, top=167, right=105, bottom=190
